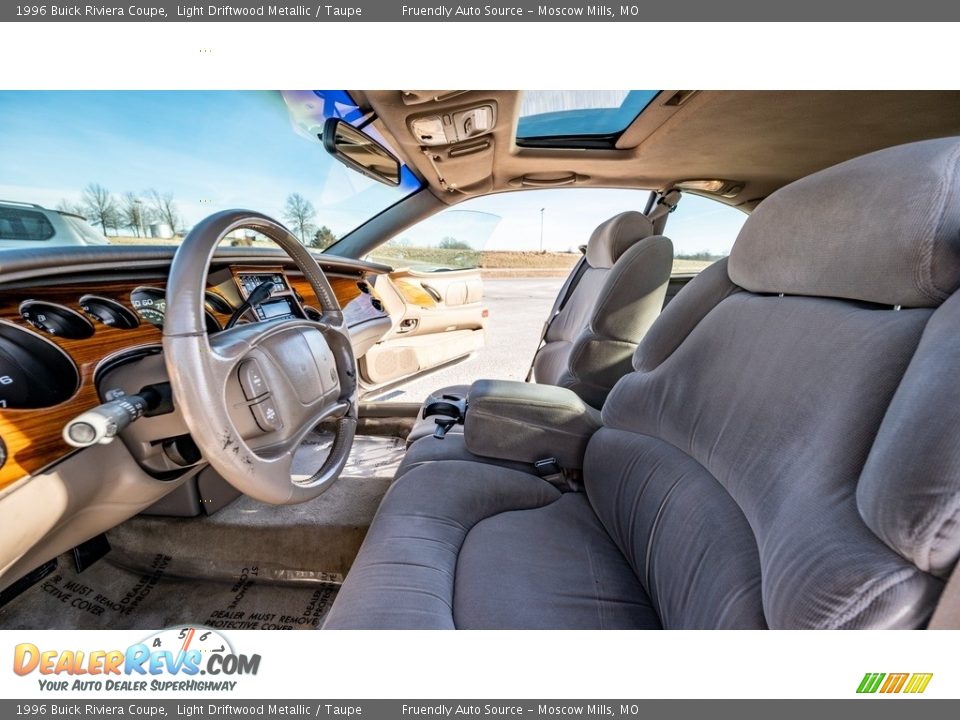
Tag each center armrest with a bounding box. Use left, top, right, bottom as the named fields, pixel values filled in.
left=463, top=380, right=602, bottom=469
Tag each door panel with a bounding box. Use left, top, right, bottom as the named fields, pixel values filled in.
left=422, top=277, right=483, bottom=307
left=359, top=268, right=486, bottom=389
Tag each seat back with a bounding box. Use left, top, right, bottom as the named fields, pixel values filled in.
left=586, top=138, right=960, bottom=628
left=533, top=211, right=673, bottom=407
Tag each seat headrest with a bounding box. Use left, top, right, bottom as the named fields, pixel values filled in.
left=586, top=211, right=655, bottom=269
left=729, top=137, right=960, bottom=308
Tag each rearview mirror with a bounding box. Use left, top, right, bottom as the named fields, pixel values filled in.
left=322, top=118, right=401, bottom=187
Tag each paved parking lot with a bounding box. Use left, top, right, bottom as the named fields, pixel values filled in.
left=372, top=277, right=565, bottom=404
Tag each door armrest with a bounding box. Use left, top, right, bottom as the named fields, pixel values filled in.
left=464, top=380, right=602, bottom=469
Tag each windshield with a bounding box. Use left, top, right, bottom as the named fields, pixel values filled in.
left=0, top=90, right=422, bottom=252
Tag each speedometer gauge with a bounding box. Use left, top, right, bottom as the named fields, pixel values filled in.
left=130, top=286, right=222, bottom=332
left=130, top=286, right=166, bottom=327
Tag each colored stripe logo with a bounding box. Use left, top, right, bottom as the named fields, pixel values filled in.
left=857, top=672, right=933, bottom=694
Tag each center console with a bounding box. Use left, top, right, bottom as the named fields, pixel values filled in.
left=411, top=379, right=603, bottom=471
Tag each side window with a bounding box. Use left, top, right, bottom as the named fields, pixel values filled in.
left=369, top=209, right=501, bottom=272
left=369, top=187, right=655, bottom=273
left=0, top=207, right=55, bottom=241
left=664, top=194, right=748, bottom=275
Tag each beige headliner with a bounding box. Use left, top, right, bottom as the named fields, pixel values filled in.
left=357, top=90, right=960, bottom=210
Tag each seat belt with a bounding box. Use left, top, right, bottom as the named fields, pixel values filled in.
left=646, top=188, right=682, bottom=234
left=927, top=562, right=960, bottom=628
left=524, top=244, right=589, bottom=382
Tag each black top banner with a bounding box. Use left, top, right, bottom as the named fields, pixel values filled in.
left=4, top=0, right=959, bottom=21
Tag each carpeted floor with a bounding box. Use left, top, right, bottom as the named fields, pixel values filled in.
left=0, top=433, right=406, bottom=630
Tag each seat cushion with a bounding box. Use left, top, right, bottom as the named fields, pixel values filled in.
left=599, top=276, right=941, bottom=629
left=455, top=492, right=660, bottom=629
left=323, top=461, right=657, bottom=629
left=397, top=432, right=533, bottom=479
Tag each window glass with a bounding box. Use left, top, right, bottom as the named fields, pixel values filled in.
left=0, top=90, right=422, bottom=251
left=369, top=188, right=654, bottom=273
left=60, top=214, right=108, bottom=245
left=664, top=194, right=748, bottom=274
left=0, top=206, right=55, bottom=241
left=517, top=90, right=659, bottom=141
left=370, top=210, right=500, bottom=271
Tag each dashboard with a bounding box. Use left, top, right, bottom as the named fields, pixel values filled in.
left=0, top=251, right=391, bottom=492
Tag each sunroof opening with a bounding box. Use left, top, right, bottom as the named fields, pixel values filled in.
left=516, top=90, right=660, bottom=147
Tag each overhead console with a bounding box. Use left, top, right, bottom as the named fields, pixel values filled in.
left=364, top=91, right=510, bottom=197
left=407, top=99, right=499, bottom=194
left=409, top=103, right=497, bottom=147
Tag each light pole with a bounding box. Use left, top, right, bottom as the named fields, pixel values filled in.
left=134, top=199, right=144, bottom=238
left=539, top=207, right=545, bottom=253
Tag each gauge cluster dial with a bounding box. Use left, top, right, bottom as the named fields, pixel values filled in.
left=79, top=295, right=140, bottom=329
left=0, top=322, right=80, bottom=409
left=19, top=300, right=95, bottom=339
left=130, top=286, right=167, bottom=328
left=130, top=286, right=221, bottom=332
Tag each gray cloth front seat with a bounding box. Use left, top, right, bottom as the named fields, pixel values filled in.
left=405, top=211, right=673, bottom=445
left=325, top=137, right=960, bottom=630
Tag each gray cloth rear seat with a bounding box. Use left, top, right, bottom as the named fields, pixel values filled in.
left=405, top=212, right=672, bottom=445
left=326, top=137, right=960, bottom=629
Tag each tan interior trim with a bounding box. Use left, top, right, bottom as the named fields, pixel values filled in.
left=360, top=90, right=960, bottom=210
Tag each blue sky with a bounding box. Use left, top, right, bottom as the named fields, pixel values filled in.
left=0, top=90, right=745, bottom=254
left=0, top=90, right=411, bottom=238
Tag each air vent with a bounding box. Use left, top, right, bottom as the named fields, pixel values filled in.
left=663, top=90, right=699, bottom=107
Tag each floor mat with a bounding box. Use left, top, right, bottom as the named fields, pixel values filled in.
left=0, top=551, right=338, bottom=630
left=0, top=433, right=406, bottom=630
left=292, top=431, right=406, bottom=480
left=104, top=433, right=404, bottom=585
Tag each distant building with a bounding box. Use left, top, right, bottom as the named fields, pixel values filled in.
left=148, top=222, right=174, bottom=239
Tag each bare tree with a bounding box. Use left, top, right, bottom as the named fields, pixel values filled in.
left=310, top=225, right=337, bottom=250
left=438, top=236, right=471, bottom=250
left=283, top=193, right=317, bottom=244
left=81, top=183, right=119, bottom=236
left=120, top=192, right=149, bottom=237
left=146, top=188, right=180, bottom=237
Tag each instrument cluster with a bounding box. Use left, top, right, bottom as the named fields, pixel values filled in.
left=0, top=288, right=233, bottom=413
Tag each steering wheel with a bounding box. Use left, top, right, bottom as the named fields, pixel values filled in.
left=162, top=210, right=357, bottom=504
